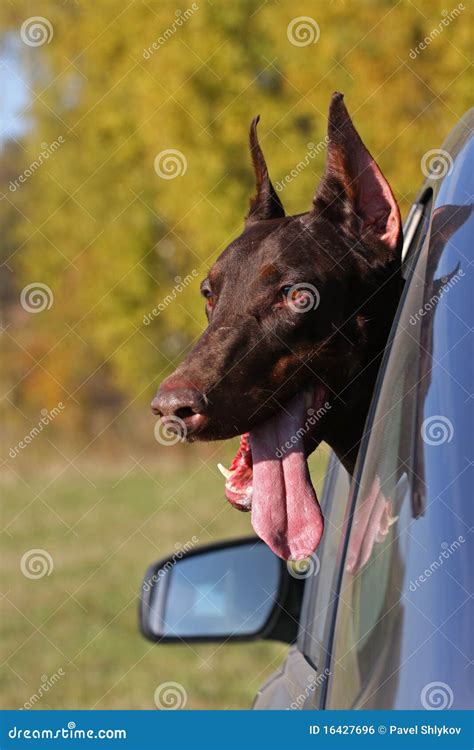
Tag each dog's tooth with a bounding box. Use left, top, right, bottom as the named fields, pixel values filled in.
left=217, top=463, right=233, bottom=480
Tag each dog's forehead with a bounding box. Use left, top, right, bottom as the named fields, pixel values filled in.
left=210, top=216, right=306, bottom=282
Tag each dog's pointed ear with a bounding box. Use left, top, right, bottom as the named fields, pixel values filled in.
left=246, top=116, right=285, bottom=224
left=312, top=93, right=402, bottom=258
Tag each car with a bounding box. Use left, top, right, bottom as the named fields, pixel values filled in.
left=139, top=110, right=473, bottom=710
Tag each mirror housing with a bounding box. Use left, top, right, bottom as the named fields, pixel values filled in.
left=139, top=537, right=305, bottom=644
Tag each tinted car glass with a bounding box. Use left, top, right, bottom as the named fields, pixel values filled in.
left=326, top=133, right=473, bottom=709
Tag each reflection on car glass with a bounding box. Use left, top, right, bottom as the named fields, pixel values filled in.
left=346, top=473, right=409, bottom=575
left=412, top=204, right=472, bottom=517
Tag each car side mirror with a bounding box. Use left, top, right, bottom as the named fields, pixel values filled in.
left=139, top=537, right=305, bottom=644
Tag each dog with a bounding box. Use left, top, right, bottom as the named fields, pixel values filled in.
left=151, top=93, right=403, bottom=561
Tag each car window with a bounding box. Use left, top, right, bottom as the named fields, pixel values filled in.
left=325, top=183, right=473, bottom=710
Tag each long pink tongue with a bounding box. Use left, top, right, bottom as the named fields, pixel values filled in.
left=249, top=392, right=324, bottom=561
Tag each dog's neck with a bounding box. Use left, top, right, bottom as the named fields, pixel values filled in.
left=316, top=284, right=401, bottom=476
left=322, top=369, right=380, bottom=476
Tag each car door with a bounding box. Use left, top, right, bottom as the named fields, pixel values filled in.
left=323, top=115, right=473, bottom=710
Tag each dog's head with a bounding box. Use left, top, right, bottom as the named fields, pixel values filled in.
left=153, top=93, right=401, bottom=439
left=152, top=93, right=403, bottom=560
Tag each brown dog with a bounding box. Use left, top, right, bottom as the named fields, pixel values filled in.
left=152, top=93, right=403, bottom=560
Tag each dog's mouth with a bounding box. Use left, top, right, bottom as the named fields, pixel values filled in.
left=217, top=386, right=328, bottom=561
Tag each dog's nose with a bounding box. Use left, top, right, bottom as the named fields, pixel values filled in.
left=151, top=385, right=208, bottom=436
left=151, top=386, right=206, bottom=417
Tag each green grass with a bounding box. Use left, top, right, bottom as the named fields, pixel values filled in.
left=0, top=450, right=327, bottom=709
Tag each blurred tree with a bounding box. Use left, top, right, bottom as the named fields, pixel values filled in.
left=0, top=0, right=471, bottom=437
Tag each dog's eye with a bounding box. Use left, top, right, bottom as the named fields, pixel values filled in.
left=279, top=284, right=319, bottom=312
left=280, top=285, right=305, bottom=302
left=201, top=287, right=215, bottom=308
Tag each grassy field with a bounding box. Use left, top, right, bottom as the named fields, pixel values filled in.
left=1, top=448, right=327, bottom=710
